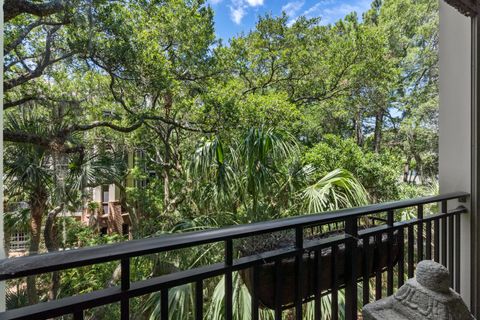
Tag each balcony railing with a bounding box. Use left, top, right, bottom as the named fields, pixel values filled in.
left=0, top=192, right=469, bottom=320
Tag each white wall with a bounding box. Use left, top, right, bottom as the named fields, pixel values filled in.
left=93, top=186, right=102, bottom=203
left=439, top=0, right=471, bottom=306
left=108, top=184, right=119, bottom=202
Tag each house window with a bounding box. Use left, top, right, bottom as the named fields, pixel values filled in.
left=10, top=232, right=29, bottom=251
left=102, top=185, right=109, bottom=215
left=134, top=149, right=148, bottom=188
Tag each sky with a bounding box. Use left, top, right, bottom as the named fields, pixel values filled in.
left=208, top=0, right=373, bottom=41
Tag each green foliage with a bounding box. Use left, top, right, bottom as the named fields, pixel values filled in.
left=304, top=135, right=401, bottom=201
left=4, top=0, right=441, bottom=317
left=303, top=169, right=369, bottom=213
left=190, top=127, right=369, bottom=223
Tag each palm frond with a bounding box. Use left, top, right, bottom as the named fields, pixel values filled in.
left=302, top=169, right=369, bottom=213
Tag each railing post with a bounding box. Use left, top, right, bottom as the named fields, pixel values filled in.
left=375, top=232, right=383, bottom=300
left=441, top=201, right=448, bottom=267
left=417, top=205, right=424, bottom=262
left=295, top=226, right=304, bottom=320
left=161, top=288, right=169, bottom=320
left=73, top=310, right=84, bottom=320
left=345, top=217, right=358, bottom=320
left=251, top=265, right=259, bottom=320
left=225, top=239, right=233, bottom=320
left=455, top=210, right=461, bottom=292
left=387, top=210, right=394, bottom=296
left=362, top=235, right=372, bottom=306
left=274, top=260, right=283, bottom=320
left=332, top=244, right=339, bottom=320
left=449, top=208, right=455, bottom=286
left=314, top=247, right=323, bottom=319
left=398, top=227, right=405, bottom=288
left=121, top=258, right=130, bottom=320
left=195, top=280, right=203, bottom=320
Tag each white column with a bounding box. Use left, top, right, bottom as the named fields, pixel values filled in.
left=0, top=0, right=6, bottom=312
left=93, top=186, right=102, bottom=203
left=108, top=184, right=119, bottom=202
left=439, top=0, right=471, bottom=307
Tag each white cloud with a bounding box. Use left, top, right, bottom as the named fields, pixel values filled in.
left=282, top=1, right=305, bottom=17
left=303, top=0, right=335, bottom=17
left=228, top=0, right=264, bottom=24
left=210, top=0, right=223, bottom=4
left=230, top=6, right=246, bottom=24
left=245, top=0, right=264, bottom=6
left=303, top=0, right=371, bottom=24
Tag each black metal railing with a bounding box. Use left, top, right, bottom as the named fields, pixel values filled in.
left=0, top=192, right=469, bottom=320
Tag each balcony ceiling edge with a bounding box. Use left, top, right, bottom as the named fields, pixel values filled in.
left=444, top=0, right=480, bottom=17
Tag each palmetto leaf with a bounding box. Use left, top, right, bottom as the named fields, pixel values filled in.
left=302, top=169, right=369, bottom=213
left=206, top=272, right=275, bottom=320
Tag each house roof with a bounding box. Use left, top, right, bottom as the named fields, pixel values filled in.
left=445, top=0, right=479, bottom=16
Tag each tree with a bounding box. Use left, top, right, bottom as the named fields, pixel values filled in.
left=190, top=127, right=368, bottom=222
left=4, top=107, right=126, bottom=301
left=88, top=0, right=217, bottom=213
left=3, top=0, right=442, bottom=316
left=378, top=0, right=440, bottom=181
left=303, top=135, right=401, bottom=201
left=4, top=0, right=67, bottom=22
left=4, top=112, right=52, bottom=303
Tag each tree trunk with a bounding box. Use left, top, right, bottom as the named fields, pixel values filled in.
left=44, top=204, right=63, bottom=300
left=163, top=162, right=171, bottom=212
left=403, top=160, right=410, bottom=183
left=4, top=0, right=65, bottom=22
left=162, top=92, right=174, bottom=213
left=374, top=108, right=385, bottom=153
left=414, top=154, right=424, bottom=185
left=353, top=112, right=364, bottom=146
left=27, top=191, right=47, bottom=305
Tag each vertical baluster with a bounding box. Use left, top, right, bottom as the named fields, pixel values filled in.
left=73, top=310, right=84, bottom=320
left=314, top=249, right=322, bottom=320
left=455, top=212, right=461, bottom=292
left=375, top=233, right=382, bottom=301
left=121, top=258, right=130, bottom=320
left=426, top=220, right=432, bottom=260
left=225, top=240, right=233, bottom=320
left=252, top=265, right=259, bottom=320
left=196, top=281, right=203, bottom=320
left=417, top=205, right=424, bottom=262
left=434, top=218, right=440, bottom=262
left=387, top=211, right=394, bottom=296
left=441, top=201, right=448, bottom=267
left=448, top=214, right=454, bottom=286
left=332, top=244, right=339, bottom=320
left=407, top=225, right=414, bottom=278
left=398, top=227, right=405, bottom=288
left=161, top=289, right=169, bottom=320
left=275, top=260, right=283, bottom=320
left=345, top=217, right=358, bottom=320
left=362, top=235, right=371, bottom=306
left=295, top=226, right=304, bottom=320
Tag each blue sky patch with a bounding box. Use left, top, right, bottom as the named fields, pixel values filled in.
left=208, top=0, right=373, bottom=41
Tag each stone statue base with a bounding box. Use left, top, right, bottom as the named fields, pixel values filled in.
left=362, top=260, right=474, bottom=320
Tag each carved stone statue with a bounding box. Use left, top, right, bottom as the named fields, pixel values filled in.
left=362, top=260, right=475, bottom=320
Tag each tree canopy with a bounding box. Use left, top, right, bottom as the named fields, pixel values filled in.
left=3, top=0, right=441, bottom=317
